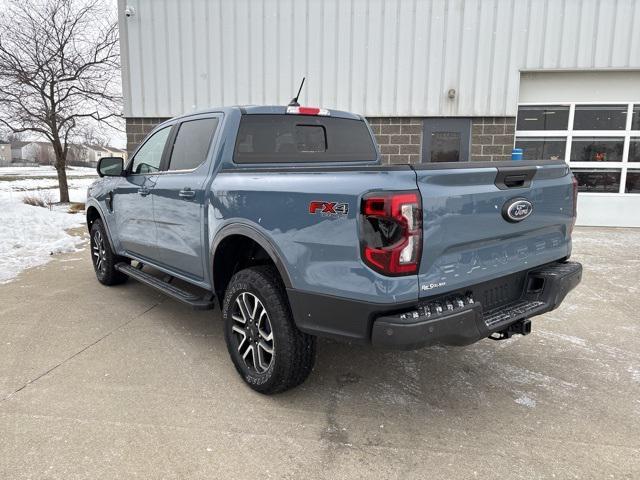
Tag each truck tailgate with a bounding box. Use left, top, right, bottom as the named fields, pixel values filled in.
left=414, top=162, right=574, bottom=299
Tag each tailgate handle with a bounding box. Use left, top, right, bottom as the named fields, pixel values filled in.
left=503, top=175, right=526, bottom=188
left=494, top=167, right=535, bottom=190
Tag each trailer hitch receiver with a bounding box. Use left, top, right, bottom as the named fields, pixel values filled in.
left=489, top=319, right=532, bottom=341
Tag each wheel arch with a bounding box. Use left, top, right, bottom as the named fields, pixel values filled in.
left=86, top=205, right=101, bottom=229
left=211, top=224, right=293, bottom=299
left=86, top=203, right=117, bottom=252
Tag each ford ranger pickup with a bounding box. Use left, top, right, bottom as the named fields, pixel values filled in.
left=86, top=105, right=582, bottom=394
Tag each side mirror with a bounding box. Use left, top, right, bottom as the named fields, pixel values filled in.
left=97, top=157, right=124, bottom=177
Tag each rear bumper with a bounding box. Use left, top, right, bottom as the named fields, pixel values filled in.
left=288, top=261, right=582, bottom=350
left=371, top=261, right=582, bottom=349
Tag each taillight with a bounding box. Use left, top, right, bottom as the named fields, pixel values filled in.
left=360, top=191, right=422, bottom=276
left=569, top=174, right=578, bottom=236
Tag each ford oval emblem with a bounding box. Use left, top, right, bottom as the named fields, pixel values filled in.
left=502, top=198, right=533, bottom=223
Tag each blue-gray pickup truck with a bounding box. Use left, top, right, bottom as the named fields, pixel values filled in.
left=86, top=105, right=582, bottom=394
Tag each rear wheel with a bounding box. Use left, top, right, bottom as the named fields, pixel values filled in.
left=90, top=219, right=128, bottom=286
left=222, top=266, right=316, bottom=394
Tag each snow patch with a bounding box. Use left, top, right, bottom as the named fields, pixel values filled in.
left=0, top=196, right=85, bottom=283
left=514, top=393, right=536, bottom=408
left=0, top=168, right=93, bottom=283
left=0, top=166, right=97, bottom=177
left=540, top=331, right=589, bottom=347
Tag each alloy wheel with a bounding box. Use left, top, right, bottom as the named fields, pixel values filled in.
left=231, top=292, right=275, bottom=374
left=92, top=230, right=107, bottom=274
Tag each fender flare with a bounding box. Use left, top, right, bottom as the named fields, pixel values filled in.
left=85, top=201, right=117, bottom=253
left=210, top=223, right=293, bottom=289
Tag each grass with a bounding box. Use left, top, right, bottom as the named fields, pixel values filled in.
left=22, top=194, right=48, bottom=208
left=22, top=195, right=86, bottom=214
left=22, top=191, right=56, bottom=209
left=0, top=175, right=53, bottom=182
left=68, top=202, right=85, bottom=213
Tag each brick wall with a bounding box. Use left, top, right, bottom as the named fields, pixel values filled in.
left=126, top=117, right=169, bottom=156
left=366, top=117, right=423, bottom=164
left=470, top=117, right=516, bottom=162
left=126, top=116, right=516, bottom=164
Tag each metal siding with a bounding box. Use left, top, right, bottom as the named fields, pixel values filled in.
left=119, top=0, right=640, bottom=118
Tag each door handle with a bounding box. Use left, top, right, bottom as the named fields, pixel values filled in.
left=138, top=187, right=150, bottom=196
left=179, top=188, right=196, bottom=199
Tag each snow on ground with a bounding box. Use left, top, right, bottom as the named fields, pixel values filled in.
left=0, top=166, right=98, bottom=284
left=0, top=165, right=97, bottom=177
left=0, top=166, right=97, bottom=204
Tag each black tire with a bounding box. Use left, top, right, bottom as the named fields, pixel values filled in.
left=89, top=219, right=128, bottom=286
left=222, top=265, right=316, bottom=394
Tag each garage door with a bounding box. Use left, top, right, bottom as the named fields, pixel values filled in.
left=517, top=71, right=640, bottom=227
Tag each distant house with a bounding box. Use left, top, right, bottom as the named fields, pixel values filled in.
left=8, top=141, right=127, bottom=167
left=11, top=141, right=49, bottom=163
left=83, top=145, right=109, bottom=166
left=83, top=145, right=128, bottom=167
left=104, top=147, right=128, bottom=163
left=0, top=142, right=10, bottom=166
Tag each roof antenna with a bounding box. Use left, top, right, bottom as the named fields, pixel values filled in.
left=288, top=77, right=305, bottom=107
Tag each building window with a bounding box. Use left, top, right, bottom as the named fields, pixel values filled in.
left=516, top=102, right=640, bottom=195
left=631, top=106, right=640, bottom=130
left=573, top=105, right=628, bottom=130
left=572, top=169, right=621, bottom=193
left=515, top=137, right=565, bottom=160
left=629, top=138, right=640, bottom=162
left=516, top=105, right=569, bottom=131
left=626, top=170, right=640, bottom=193
left=569, top=138, right=624, bottom=162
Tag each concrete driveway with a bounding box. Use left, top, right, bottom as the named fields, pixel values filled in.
left=1, top=227, right=638, bottom=479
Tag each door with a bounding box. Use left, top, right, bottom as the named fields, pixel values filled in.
left=113, top=125, right=172, bottom=260
left=153, top=115, right=220, bottom=279
left=422, top=118, right=471, bottom=163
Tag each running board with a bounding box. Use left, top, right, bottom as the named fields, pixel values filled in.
left=115, top=262, right=215, bottom=310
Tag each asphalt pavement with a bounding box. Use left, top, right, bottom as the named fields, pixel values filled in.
left=1, top=227, right=638, bottom=479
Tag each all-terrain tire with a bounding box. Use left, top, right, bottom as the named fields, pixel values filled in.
left=89, top=219, right=128, bottom=286
left=222, top=265, right=316, bottom=394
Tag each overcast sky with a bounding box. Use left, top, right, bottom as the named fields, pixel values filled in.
left=105, top=0, right=125, bottom=148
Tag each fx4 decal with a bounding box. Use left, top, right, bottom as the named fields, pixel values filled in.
left=309, top=200, right=349, bottom=216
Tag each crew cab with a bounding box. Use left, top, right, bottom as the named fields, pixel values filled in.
left=86, top=105, right=582, bottom=394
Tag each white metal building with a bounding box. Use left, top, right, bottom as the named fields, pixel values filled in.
left=118, top=0, right=640, bottom=227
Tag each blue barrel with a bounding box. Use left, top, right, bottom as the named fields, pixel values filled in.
left=511, top=148, right=523, bottom=161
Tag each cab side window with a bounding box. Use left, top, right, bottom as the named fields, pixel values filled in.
left=130, top=127, right=171, bottom=174
left=167, top=117, right=219, bottom=171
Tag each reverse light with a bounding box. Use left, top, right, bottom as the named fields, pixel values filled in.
left=286, top=106, right=330, bottom=116
left=360, top=191, right=422, bottom=276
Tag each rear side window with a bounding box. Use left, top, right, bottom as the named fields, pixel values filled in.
left=167, top=117, right=219, bottom=171
left=233, top=114, right=377, bottom=163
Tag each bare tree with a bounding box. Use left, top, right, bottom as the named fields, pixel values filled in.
left=3, top=131, right=25, bottom=144
left=0, top=0, right=121, bottom=202
left=81, top=124, right=111, bottom=148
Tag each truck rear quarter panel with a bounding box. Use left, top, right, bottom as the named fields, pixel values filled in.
left=210, top=167, right=421, bottom=304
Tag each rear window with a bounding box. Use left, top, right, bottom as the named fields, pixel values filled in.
left=168, top=117, right=218, bottom=171
left=233, top=114, right=377, bottom=163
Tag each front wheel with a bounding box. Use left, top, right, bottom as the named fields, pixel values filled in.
left=89, top=219, right=128, bottom=286
left=222, top=266, right=316, bottom=394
